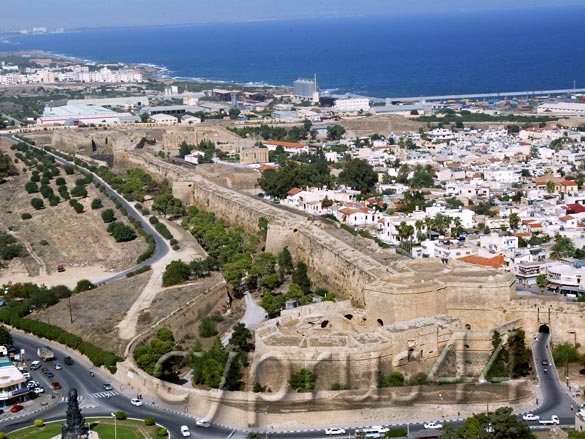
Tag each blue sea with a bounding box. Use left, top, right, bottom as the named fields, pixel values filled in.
left=1, top=6, right=584, bottom=98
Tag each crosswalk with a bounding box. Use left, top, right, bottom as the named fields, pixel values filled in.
left=91, top=391, right=117, bottom=399
left=61, top=391, right=117, bottom=402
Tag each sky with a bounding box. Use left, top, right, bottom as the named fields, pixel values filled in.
left=0, top=0, right=582, bottom=31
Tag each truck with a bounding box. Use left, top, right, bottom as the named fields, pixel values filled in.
left=538, top=415, right=559, bottom=425
left=37, top=346, right=55, bottom=361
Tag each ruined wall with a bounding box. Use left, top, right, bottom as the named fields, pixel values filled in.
left=162, top=125, right=240, bottom=149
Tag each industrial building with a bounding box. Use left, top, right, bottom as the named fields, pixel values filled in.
left=67, top=96, right=149, bottom=108
left=293, top=76, right=319, bottom=103
left=37, top=104, right=136, bottom=126
left=537, top=102, right=585, bottom=115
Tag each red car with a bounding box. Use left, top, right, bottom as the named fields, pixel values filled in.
left=10, top=404, right=24, bottom=413
left=52, top=382, right=61, bottom=390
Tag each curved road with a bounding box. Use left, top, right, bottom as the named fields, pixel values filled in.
left=0, top=332, right=576, bottom=439
left=1, top=134, right=170, bottom=283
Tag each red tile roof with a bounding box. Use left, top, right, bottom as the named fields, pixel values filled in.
left=458, top=254, right=505, bottom=269
left=257, top=164, right=277, bottom=172
left=287, top=188, right=302, bottom=195
left=560, top=215, right=575, bottom=222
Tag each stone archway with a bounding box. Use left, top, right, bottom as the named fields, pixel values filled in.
left=538, top=324, right=550, bottom=334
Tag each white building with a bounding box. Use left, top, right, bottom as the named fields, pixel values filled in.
left=537, top=102, right=585, bottom=115
left=333, top=98, right=370, bottom=113
left=149, top=113, right=178, bottom=124
left=37, top=104, right=133, bottom=126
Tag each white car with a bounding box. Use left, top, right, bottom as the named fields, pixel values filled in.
left=33, top=386, right=45, bottom=394
left=130, top=398, right=143, bottom=407
left=55, top=364, right=63, bottom=370
left=370, top=426, right=389, bottom=433
left=522, top=413, right=540, bottom=421
left=325, top=427, right=346, bottom=435
left=196, top=419, right=211, bottom=428
left=27, top=381, right=38, bottom=388
left=180, top=425, right=191, bottom=437
left=424, top=422, right=443, bottom=430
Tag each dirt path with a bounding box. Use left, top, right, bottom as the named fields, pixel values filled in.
left=116, top=243, right=203, bottom=340
left=21, top=240, right=47, bottom=277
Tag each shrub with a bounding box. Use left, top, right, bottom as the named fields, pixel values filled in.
left=156, top=427, right=168, bottom=437
left=331, top=382, right=350, bottom=390
left=55, top=177, right=66, bottom=186
left=70, top=185, right=87, bottom=198
left=39, top=240, right=49, bottom=246
left=162, top=260, right=190, bottom=287
left=107, top=222, right=137, bottom=242
left=0, top=432, right=6, bottom=439
left=69, top=199, right=84, bottom=214
left=74, top=279, right=95, bottom=294
left=25, top=181, right=39, bottom=193
left=115, top=411, right=127, bottom=420
left=31, top=198, right=44, bottom=210
left=198, top=316, right=218, bottom=338
left=289, top=368, right=318, bottom=392
left=34, top=419, right=44, bottom=427
left=144, top=417, right=156, bottom=426
left=91, top=199, right=103, bottom=209
left=21, top=213, right=32, bottom=220
left=101, top=209, right=116, bottom=223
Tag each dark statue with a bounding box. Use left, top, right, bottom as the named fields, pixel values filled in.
left=61, top=388, right=89, bottom=439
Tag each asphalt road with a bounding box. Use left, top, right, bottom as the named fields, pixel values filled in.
left=0, top=332, right=237, bottom=439
left=1, top=134, right=170, bottom=283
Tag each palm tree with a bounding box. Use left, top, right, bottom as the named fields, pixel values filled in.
left=509, top=212, right=520, bottom=230
left=415, top=219, right=425, bottom=236
left=546, top=180, right=555, bottom=194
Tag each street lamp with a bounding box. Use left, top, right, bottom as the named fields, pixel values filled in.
left=111, top=413, right=117, bottom=439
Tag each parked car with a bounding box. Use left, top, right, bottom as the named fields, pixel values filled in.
left=424, top=422, right=443, bottom=430
left=195, top=419, right=211, bottom=428
left=33, top=386, right=45, bottom=394
left=10, top=404, right=24, bottom=413
left=522, top=413, right=540, bottom=421
left=130, top=398, right=143, bottom=407
left=55, top=363, right=62, bottom=370
left=52, top=382, right=61, bottom=390
left=325, top=427, right=346, bottom=435
left=103, top=383, right=113, bottom=391
left=64, top=356, right=74, bottom=365
left=180, top=425, right=191, bottom=437
left=44, top=371, right=54, bottom=378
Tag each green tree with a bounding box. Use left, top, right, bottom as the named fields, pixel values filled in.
left=507, top=329, right=530, bottom=378
left=292, top=261, right=311, bottom=294
left=552, top=342, right=580, bottom=365
left=0, top=325, right=13, bottom=345
left=91, top=199, right=103, bottom=209
left=73, top=279, right=95, bottom=294
left=278, top=247, right=294, bottom=278
left=259, top=273, right=281, bottom=291
left=289, top=368, right=318, bottom=392
left=326, top=124, right=346, bottom=140
left=178, top=141, right=192, bottom=156
left=410, top=164, right=435, bottom=189
left=546, top=180, right=555, bottom=194
left=25, top=181, right=39, bottom=193
left=31, top=197, right=45, bottom=210
left=550, top=234, right=575, bottom=259
left=70, top=185, right=87, bottom=198
left=536, top=273, right=547, bottom=291
left=456, top=407, right=534, bottom=439
left=199, top=316, right=218, bottom=338
left=107, top=222, right=137, bottom=242
left=229, top=323, right=253, bottom=352
left=162, top=260, right=191, bottom=287
left=508, top=212, right=520, bottom=230
left=152, top=193, right=184, bottom=217
left=339, top=159, right=378, bottom=192
left=101, top=208, right=116, bottom=223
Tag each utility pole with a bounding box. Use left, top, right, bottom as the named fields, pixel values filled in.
left=68, top=296, right=73, bottom=324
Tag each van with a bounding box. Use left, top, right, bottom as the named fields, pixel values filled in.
left=30, top=360, right=42, bottom=370
left=355, top=429, right=381, bottom=438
